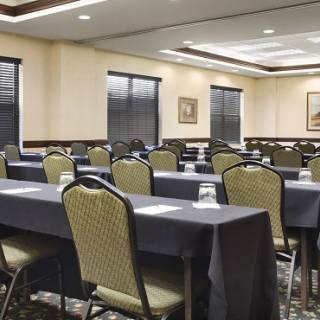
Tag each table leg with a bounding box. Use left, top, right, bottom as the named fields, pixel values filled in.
left=317, top=251, right=320, bottom=302
left=301, top=229, right=309, bottom=310
left=184, top=257, right=193, bottom=320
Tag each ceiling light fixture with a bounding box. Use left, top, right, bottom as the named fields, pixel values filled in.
left=183, top=40, right=193, bottom=45
left=207, top=64, right=213, bottom=67
left=176, top=58, right=184, bottom=62
left=232, top=69, right=239, bottom=72
left=263, top=29, right=275, bottom=34
left=308, top=72, right=315, bottom=75
left=78, top=15, right=91, bottom=20
left=307, top=37, right=320, bottom=43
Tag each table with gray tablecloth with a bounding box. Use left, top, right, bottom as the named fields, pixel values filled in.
left=0, top=178, right=279, bottom=320
left=20, top=153, right=89, bottom=165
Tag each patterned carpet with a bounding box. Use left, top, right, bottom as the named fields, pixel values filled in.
left=1, top=261, right=320, bottom=320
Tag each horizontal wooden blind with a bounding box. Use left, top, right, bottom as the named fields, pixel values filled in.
left=107, top=71, right=160, bottom=145
left=0, top=57, right=21, bottom=151
left=210, top=85, right=242, bottom=144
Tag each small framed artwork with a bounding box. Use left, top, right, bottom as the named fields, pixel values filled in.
left=307, top=92, right=320, bottom=131
left=178, top=97, right=198, bottom=124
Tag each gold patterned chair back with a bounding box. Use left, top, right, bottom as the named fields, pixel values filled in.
left=211, top=151, right=243, bottom=174
left=245, top=139, right=263, bottom=152
left=293, top=140, right=315, bottom=154
left=46, top=144, right=67, bottom=155
left=272, top=146, right=303, bottom=168
left=223, top=161, right=288, bottom=251
left=262, top=142, right=281, bottom=157
left=0, top=154, right=8, bottom=179
left=129, top=139, right=145, bottom=152
left=111, top=156, right=154, bottom=196
left=211, top=145, right=234, bottom=155
left=170, top=140, right=186, bottom=153
left=209, top=140, right=228, bottom=150
left=43, top=151, right=77, bottom=184
left=4, top=145, right=20, bottom=161
left=307, top=155, right=320, bottom=182
left=112, top=142, right=130, bottom=158
left=71, top=142, right=87, bottom=156
left=62, top=176, right=148, bottom=306
left=148, top=150, right=178, bottom=171
left=163, top=145, right=182, bottom=161
left=88, top=146, right=112, bottom=167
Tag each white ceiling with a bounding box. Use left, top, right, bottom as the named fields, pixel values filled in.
left=1, top=0, right=320, bottom=77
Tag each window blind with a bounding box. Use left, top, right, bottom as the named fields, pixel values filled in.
left=0, top=57, right=21, bottom=150
left=210, top=85, right=242, bottom=144
left=107, top=71, right=160, bottom=145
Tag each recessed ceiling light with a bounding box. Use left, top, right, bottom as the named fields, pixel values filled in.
left=78, top=15, right=91, bottom=20
left=232, top=69, right=239, bottom=72
left=308, top=72, right=315, bottom=75
left=263, top=29, right=275, bottom=34
left=176, top=58, right=184, bottom=62
left=231, top=42, right=283, bottom=51
left=183, top=40, right=193, bottom=45
left=261, top=49, right=305, bottom=57
left=307, top=37, right=320, bottom=43
left=207, top=64, right=213, bottom=67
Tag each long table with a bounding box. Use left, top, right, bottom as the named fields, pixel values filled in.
left=0, top=178, right=279, bottom=320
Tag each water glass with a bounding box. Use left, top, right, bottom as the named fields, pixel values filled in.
left=253, top=149, right=260, bottom=158
left=184, top=162, right=196, bottom=173
left=299, top=168, right=312, bottom=183
left=133, top=152, right=140, bottom=158
left=197, top=154, right=206, bottom=163
left=59, top=172, right=75, bottom=187
left=198, top=147, right=205, bottom=155
left=240, top=144, right=246, bottom=151
left=262, top=157, right=271, bottom=165
left=198, top=183, right=217, bottom=203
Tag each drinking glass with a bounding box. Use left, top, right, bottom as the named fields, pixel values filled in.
left=253, top=149, right=260, bottom=158
left=240, top=144, right=246, bottom=151
left=133, top=152, right=140, bottom=158
left=262, top=157, right=271, bottom=165
left=198, top=147, right=205, bottom=155
left=59, top=172, right=75, bottom=187
left=299, top=168, right=312, bottom=183
left=198, top=183, right=217, bottom=203
left=197, top=154, right=206, bottom=163
left=184, top=162, right=196, bottom=173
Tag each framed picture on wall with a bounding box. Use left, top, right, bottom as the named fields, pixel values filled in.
left=307, top=92, right=320, bottom=131
left=178, top=97, right=198, bottom=124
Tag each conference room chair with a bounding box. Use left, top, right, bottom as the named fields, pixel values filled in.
left=162, top=145, right=182, bottom=161
left=71, top=142, right=87, bottom=156
left=43, top=151, right=77, bottom=184
left=169, top=139, right=186, bottom=154
left=208, top=139, right=228, bottom=150
left=307, top=155, right=320, bottom=182
left=222, top=161, right=300, bottom=319
left=88, top=145, right=112, bottom=167
left=262, top=142, right=281, bottom=157
left=46, top=143, right=68, bottom=155
left=4, top=144, right=21, bottom=161
left=316, top=146, right=320, bottom=153
left=62, top=176, right=184, bottom=320
left=210, top=145, right=234, bottom=155
left=129, top=139, right=146, bottom=152
left=112, top=141, right=131, bottom=158
left=271, top=146, right=304, bottom=168
left=294, top=140, right=316, bottom=154
left=148, top=149, right=178, bottom=172
left=245, top=139, right=263, bottom=152
left=111, top=155, right=154, bottom=196
left=211, top=150, right=243, bottom=174
left=0, top=154, right=8, bottom=179
left=0, top=233, right=65, bottom=319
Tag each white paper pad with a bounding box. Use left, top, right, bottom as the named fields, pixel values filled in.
left=181, top=173, right=199, bottom=176
left=289, top=181, right=315, bottom=185
left=154, top=172, right=172, bottom=177
left=135, top=205, right=182, bottom=215
left=193, top=202, right=221, bottom=209
left=10, top=162, right=33, bottom=166
left=0, top=187, right=42, bottom=194
left=79, top=167, right=98, bottom=171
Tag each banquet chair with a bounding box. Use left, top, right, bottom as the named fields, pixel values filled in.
left=43, top=151, right=77, bottom=184
left=271, top=146, right=303, bottom=168
left=169, top=140, right=186, bottom=154
left=71, top=142, right=87, bottom=156
left=148, top=149, right=178, bottom=171
left=46, top=143, right=68, bottom=155
left=210, top=145, right=234, bottom=155
left=245, top=139, right=263, bottom=152
left=88, top=145, right=112, bottom=167
left=222, top=161, right=300, bottom=319
left=0, top=154, right=8, bottom=179
left=0, top=233, right=65, bottom=319
left=162, top=145, right=182, bottom=161
left=294, top=140, right=316, bottom=154
left=262, top=142, right=281, bottom=157
left=307, top=155, right=320, bottom=182
left=129, top=139, right=146, bottom=152
left=62, top=176, right=184, bottom=320
left=4, top=145, right=20, bottom=161
left=111, top=155, right=154, bottom=196
left=211, top=150, right=243, bottom=174
left=209, top=140, right=228, bottom=150
left=316, top=146, right=320, bottom=153
left=112, top=141, right=131, bottom=158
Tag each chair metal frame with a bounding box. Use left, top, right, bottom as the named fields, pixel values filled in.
left=210, top=149, right=243, bottom=174
left=4, top=144, right=21, bottom=161
left=148, top=148, right=179, bottom=172
left=129, top=139, right=146, bottom=152
left=62, top=175, right=182, bottom=320
left=111, top=141, right=131, bottom=158
left=88, top=145, right=112, bottom=167
left=293, top=140, right=316, bottom=154
left=245, top=139, right=263, bottom=152
left=271, top=146, right=304, bottom=168
left=261, top=142, right=281, bottom=157
left=0, top=154, right=9, bottom=179
left=71, top=142, right=88, bottom=156
left=46, top=143, right=68, bottom=154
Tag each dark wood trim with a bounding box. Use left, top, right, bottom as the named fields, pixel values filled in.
left=175, top=47, right=320, bottom=73
left=0, top=0, right=79, bottom=17
left=23, top=139, right=108, bottom=148
left=162, top=138, right=210, bottom=144
left=244, top=137, right=320, bottom=143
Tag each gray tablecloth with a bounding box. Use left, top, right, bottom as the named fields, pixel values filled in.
left=20, top=153, right=89, bottom=165
left=0, top=178, right=279, bottom=320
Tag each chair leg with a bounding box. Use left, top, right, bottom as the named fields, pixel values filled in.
left=82, top=298, right=93, bottom=320
left=0, top=272, right=19, bottom=320
left=56, top=259, right=66, bottom=319
left=285, top=250, right=297, bottom=320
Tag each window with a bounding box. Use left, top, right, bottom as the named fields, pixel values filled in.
left=210, top=85, right=242, bottom=144
left=107, top=71, right=160, bottom=145
left=0, top=57, right=21, bottom=150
